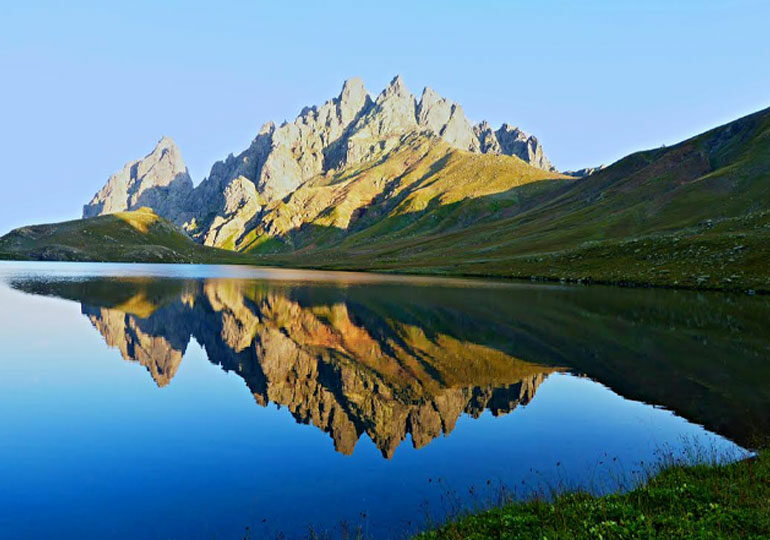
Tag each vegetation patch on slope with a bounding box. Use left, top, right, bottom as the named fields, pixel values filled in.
left=0, top=207, right=242, bottom=264
left=415, top=451, right=770, bottom=540
left=239, top=134, right=572, bottom=253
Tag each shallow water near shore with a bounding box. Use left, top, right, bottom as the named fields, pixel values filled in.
left=0, top=262, right=767, bottom=540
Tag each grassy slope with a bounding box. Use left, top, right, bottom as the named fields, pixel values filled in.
left=0, top=207, right=243, bottom=264
left=239, top=134, right=572, bottom=253
left=415, top=451, right=770, bottom=540
left=257, top=108, right=770, bottom=292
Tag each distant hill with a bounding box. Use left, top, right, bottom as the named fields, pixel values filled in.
left=0, top=207, right=239, bottom=264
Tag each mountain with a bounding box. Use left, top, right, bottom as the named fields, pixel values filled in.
left=78, top=76, right=560, bottom=249
left=224, top=134, right=570, bottom=252
left=83, top=136, right=193, bottom=222
left=259, top=106, right=770, bottom=291
left=0, top=207, right=240, bottom=263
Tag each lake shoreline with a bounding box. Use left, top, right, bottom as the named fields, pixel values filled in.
left=0, top=253, right=767, bottom=295
left=413, top=449, right=770, bottom=539
left=251, top=258, right=770, bottom=295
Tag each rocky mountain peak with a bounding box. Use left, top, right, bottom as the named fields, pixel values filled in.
left=416, top=86, right=450, bottom=130
left=337, top=77, right=370, bottom=125
left=495, top=125, right=555, bottom=171
left=83, top=136, right=193, bottom=222
left=420, top=85, right=440, bottom=103
left=258, top=121, right=276, bottom=136
left=381, top=74, right=411, bottom=100
left=416, top=87, right=479, bottom=151
left=371, top=75, right=417, bottom=122
left=82, top=76, right=559, bottom=248
left=156, top=135, right=177, bottom=150
left=344, top=75, right=419, bottom=163
left=473, top=121, right=502, bottom=154
left=339, top=77, right=367, bottom=103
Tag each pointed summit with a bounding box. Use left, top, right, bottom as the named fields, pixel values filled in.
left=473, top=121, right=502, bottom=154
left=353, top=74, right=418, bottom=140
left=417, top=86, right=452, bottom=132
left=156, top=135, right=177, bottom=150
left=420, top=86, right=441, bottom=104
left=417, top=86, right=479, bottom=151
left=338, top=77, right=370, bottom=124
left=147, top=136, right=186, bottom=172
left=380, top=74, right=411, bottom=100
left=83, top=136, right=193, bottom=221
left=340, top=77, right=367, bottom=102
left=495, top=125, right=555, bottom=171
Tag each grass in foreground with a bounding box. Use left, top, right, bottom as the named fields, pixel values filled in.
left=413, top=451, right=770, bottom=540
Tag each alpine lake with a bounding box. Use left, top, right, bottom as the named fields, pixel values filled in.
left=0, top=262, right=767, bottom=540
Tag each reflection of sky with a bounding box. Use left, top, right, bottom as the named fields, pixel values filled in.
left=0, top=274, right=747, bottom=540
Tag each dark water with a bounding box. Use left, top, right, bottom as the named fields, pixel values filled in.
left=0, top=262, right=768, bottom=540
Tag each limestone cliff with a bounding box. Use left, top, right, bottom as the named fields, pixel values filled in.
left=83, top=137, right=193, bottom=222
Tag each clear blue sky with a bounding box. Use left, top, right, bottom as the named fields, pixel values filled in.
left=1, top=0, right=768, bottom=233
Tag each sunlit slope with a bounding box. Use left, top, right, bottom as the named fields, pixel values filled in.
left=239, top=134, right=572, bottom=253
left=261, top=107, right=770, bottom=291
left=0, top=207, right=241, bottom=263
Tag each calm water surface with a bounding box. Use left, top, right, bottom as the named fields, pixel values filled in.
left=0, top=262, right=768, bottom=540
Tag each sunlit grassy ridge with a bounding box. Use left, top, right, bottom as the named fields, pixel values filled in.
left=0, top=207, right=241, bottom=263
left=237, top=134, right=571, bottom=253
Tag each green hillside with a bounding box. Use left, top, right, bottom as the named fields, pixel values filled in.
left=237, top=134, right=572, bottom=253
left=0, top=207, right=241, bottom=264
left=257, top=107, right=770, bottom=292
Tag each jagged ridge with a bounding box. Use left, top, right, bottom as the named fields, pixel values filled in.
left=81, top=76, right=558, bottom=250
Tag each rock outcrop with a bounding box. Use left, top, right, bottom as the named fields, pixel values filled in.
left=563, top=165, right=606, bottom=178
left=473, top=121, right=555, bottom=170
left=83, top=136, right=193, bottom=222
left=494, top=123, right=555, bottom=171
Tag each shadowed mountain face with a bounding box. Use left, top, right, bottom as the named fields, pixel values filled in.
left=10, top=275, right=770, bottom=452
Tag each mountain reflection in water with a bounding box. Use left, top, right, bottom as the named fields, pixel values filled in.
left=11, top=273, right=770, bottom=452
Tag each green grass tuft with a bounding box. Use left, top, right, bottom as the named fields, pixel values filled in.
left=414, top=451, right=770, bottom=540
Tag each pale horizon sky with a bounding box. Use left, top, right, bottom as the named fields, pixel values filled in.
left=1, top=0, right=769, bottom=233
